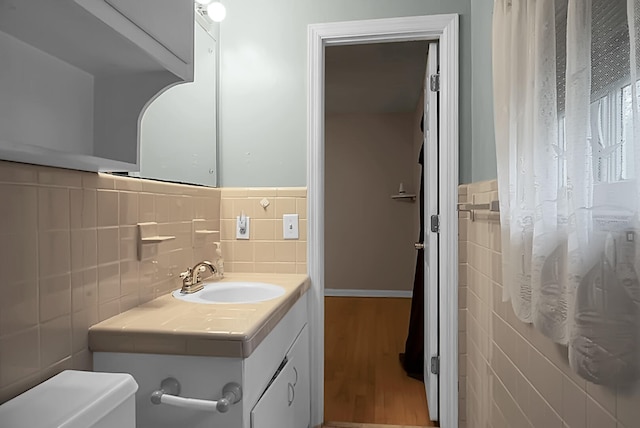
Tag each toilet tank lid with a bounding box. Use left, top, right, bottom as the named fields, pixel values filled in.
left=0, top=370, right=138, bottom=428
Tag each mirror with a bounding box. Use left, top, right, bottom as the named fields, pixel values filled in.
left=137, top=15, right=219, bottom=187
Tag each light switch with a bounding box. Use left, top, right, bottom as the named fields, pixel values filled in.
left=283, top=214, right=299, bottom=240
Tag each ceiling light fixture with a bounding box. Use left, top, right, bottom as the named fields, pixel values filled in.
left=206, top=1, right=226, bottom=22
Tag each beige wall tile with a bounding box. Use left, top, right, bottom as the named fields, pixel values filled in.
left=276, top=188, right=307, bottom=197
left=40, top=316, right=72, bottom=368
left=113, top=175, right=142, bottom=192
left=39, top=274, right=71, bottom=322
left=296, top=198, right=307, bottom=219
left=71, top=310, right=88, bottom=353
left=0, top=232, right=38, bottom=283
left=168, top=196, right=193, bottom=222
left=38, top=230, right=70, bottom=277
left=120, top=293, right=139, bottom=313
left=228, top=262, right=254, bottom=273
left=275, top=241, right=296, bottom=262
left=98, top=299, right=120, bottom=323
left=220, top=187, right=248, bottom=198
left=119, top=226, right=137, bottom=261
left=254, top=262, right=276, bottom=273
left=247, top=188, right=277, bottom=197
left=71, top=350, right=92, bottom=372
left=252, top=219, right=276, bottom=240
left=82, top=173, right=114, bottom=190
left=462, top=180, right=640, bottom=428
left=299, top=219, right=308, bottom=240
left=97, top=263, right=120, bottom=304
left=155, top=194, right=170, bottom=222
left=617, top=384, right=640, bottom=428
left=274, top=263, right=297, bottom=274
left=0, top=280, right=37, bottom=336
left=0, top=185, right=37, bottom=234
left=233, top=241, right=254, bottom=262
left=38, top=187, right=69, bottom=230
left=0, top=161, right=224, bottom=402
left=252, top=201, right=275, bottom=219
left=220, top=219, right=235, bottom=240
left=275, top=198, right=296, bottom=217
left=97, top=228, right=119, bottom=265
left=586, top=396, right=616, bottom=428
left=97, top=190, right=119, bottom=227
left=120, top=261, right=139, bottom=296
left=119, top=191, right=138, bottom=225
left=70, top=229, right=97, bottom=271
left=0, top=161, right=38, bottom=183
left=38, top=168, right=81, bottom=188
left=205, top=193, right=220, bottom=220
left=562, top=376, right=587, bottom=428
left=254, top=242, right=275, bottom=262
left=232, top=198, right=255, bottom=218
left=138, top=193, right=155, bottom=223
left=0, top=327, right=40, bottom=385
left=296, top=242, right=307, bottom=263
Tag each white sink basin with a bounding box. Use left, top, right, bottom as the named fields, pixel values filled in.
left=172, top=282, right=286, bottom=304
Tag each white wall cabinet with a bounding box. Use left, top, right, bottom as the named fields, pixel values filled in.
left=0, top=0, right=194, bottom=173
left=93, top=293, right=311, bottom=428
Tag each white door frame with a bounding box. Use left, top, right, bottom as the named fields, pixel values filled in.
left=307, top=14, right=459, bottom=428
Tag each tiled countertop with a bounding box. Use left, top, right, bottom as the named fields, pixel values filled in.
left=88, top=273, right=310, bottom=358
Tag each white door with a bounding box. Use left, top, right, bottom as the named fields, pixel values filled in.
left=423, top=41, right=439, bottom=422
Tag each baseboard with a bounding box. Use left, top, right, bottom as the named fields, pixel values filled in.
left=324, top=289, right=413, bottom=298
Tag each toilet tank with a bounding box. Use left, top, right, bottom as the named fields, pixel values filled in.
left=0, top=370, right=138, bottom=428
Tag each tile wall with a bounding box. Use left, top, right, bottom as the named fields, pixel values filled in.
left=0, top=162, right=308, bottom=405
left=462, top=180, right=640, bottom=428
left=219, top=187, right=307, bottom=275
left=0, top=160, right=221, bottom=403
left=458, top=185, right=469, bottom=428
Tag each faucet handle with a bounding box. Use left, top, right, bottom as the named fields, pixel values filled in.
left=179, top=268, right=193, bottom=285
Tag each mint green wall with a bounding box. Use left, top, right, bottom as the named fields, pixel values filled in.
left=471, top=0, right=497, bottom=182
left=218, top=0, right=473, bottom=186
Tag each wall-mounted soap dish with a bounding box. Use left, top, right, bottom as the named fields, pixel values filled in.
left=137, top=222, right=176, bottom=260
left=192, top=219, right=220, bottom=247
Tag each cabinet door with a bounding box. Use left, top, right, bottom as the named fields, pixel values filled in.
left=251, top=325, right=310, bottom=428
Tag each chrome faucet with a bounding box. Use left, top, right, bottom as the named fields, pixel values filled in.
left=179, top=261, right=217, bottom=294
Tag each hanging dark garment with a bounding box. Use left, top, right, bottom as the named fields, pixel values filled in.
left=400, top=120, right=425, bottom=381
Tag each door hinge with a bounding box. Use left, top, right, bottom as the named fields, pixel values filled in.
left=430, top=215, right=440, bottom=233
left=429, top=74, right=440, bottom=92
left=430, top=355, right=440, bottom=375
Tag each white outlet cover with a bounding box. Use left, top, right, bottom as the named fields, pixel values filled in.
left=236, top=216, right=250, bottom=239
left=283, top=214, right=299, bottom=240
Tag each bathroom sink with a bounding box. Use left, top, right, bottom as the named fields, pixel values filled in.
left=172, top=282, right=286, bottom=304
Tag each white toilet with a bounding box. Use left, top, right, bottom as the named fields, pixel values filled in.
left=0, top=370, right=138, bottom=428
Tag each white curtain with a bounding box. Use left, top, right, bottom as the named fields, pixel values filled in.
left=493, top=0, right=640, bottom=385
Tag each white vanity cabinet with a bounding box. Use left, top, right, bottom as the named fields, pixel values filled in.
left=93, top=292, right=311, bottom=428
left=0, top=0, right=194, bottom=173
left=251, top=324, right=310, bottom=428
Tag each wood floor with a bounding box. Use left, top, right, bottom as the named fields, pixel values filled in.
left=324, top=297, right=437, bottom=427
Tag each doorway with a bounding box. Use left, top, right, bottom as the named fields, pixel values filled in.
left=322, top=39, right=431, bottom=426
left=308, top=15, right=460, bottom=428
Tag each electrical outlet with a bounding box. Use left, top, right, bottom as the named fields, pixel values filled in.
left=236, top=216, right=250, bottom=239
left=283, top=214, right=299, bottom=240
